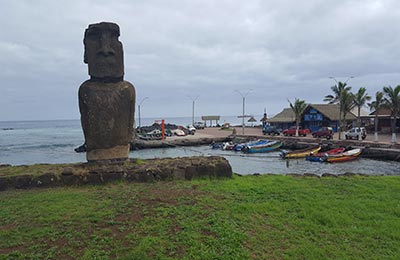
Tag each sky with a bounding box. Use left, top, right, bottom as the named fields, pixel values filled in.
left=1, top=0, right=400, bottom=121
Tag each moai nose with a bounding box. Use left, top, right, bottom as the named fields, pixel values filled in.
left=98, top=33, right=115, bottom=57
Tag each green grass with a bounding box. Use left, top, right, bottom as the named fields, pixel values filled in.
left=1, top=175, right=400, bottom=259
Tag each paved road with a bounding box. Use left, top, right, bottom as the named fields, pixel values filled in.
left=195, top=126, right=397, bottom=145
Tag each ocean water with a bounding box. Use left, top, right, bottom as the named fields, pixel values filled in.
left=1, top=118, right=399, bottom=175
left=0, top=116, right=251, bottom=166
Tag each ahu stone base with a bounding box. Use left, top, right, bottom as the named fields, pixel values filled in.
left=0, top=156, right=232, bottom=191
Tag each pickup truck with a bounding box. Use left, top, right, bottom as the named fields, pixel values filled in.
left=282, top=126, right=311, bottom=137
left=262, top=125, right=281, bottom=135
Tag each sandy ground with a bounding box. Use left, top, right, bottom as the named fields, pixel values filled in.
left=167, top=126, right=397, bottom=144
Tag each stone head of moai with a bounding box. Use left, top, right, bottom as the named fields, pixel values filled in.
left=83, top=22, right=124, bottom=81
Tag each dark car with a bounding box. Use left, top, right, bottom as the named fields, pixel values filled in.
left=262, top=125, right=281, bottom=135
left=312, top=127, right=334, bottom=139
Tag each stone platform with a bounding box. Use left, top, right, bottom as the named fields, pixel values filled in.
left=0, top=156, right=232, bottom=191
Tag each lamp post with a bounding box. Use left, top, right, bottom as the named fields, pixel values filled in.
left=138, top=97, right=149, bottom=129
left=328, top=76, right=354, bottom=84
left=187, top=95, right=199, bottom=126
left=235, top=89, right=252, bottom=135
left=328, top=76, right=354, bottom=139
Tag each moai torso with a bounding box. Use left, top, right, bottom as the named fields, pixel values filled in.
left=79, top=22, right=136, bottom=162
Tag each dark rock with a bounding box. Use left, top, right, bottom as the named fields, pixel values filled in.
left=12, top=175, right=33, bottom=189
left=33, top=173, right=58, bottom=187
left=74, top=143, right=87, bottom=153
left=62, top=167, right=74, bottom=176
left=341, top=172, right=356, bottom=177
left=0, top=177, right=10, bottom=191
left=321, top=173, right=338, bottom=178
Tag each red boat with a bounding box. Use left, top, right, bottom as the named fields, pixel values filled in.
left=326, top=148, right=362, bottom=163
left=306, top=147, right=346, bottom=162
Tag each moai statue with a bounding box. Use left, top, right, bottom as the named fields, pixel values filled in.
left=79, top=22, right=136, bottom=162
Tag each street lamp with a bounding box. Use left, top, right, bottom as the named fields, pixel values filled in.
left=138, top=97, right=149, bottom=129
left=235, top=89, right=252, bottom=135
left=328, top=76, right=354, bottom=84
left=187, top=95, right=199, bottom=126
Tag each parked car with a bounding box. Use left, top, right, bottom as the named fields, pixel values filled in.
left=262, top=125, right=281, bottom=135
left=282, top=126, right=311, bottom=137
left=165, top=129, right=173, bottom=137
left=172, top=129, right=186, bottom=136
left=146, top=129, right=162, bottom=137
left=345, top=127, right=367, bottom=140
left=186, top=125, right=196, bottom=135
left=193, top=122, right=205, bottom=129
left=312, top=127, right=333, bottom=139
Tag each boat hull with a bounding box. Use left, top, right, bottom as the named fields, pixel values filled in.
left=245, top=141, right=282, bottom=153
left=281, top=146, right=321, bottom=159
left=326, top=149, right=362, bottom=163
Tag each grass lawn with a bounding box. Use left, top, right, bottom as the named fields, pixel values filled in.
left=1, top=175, right=399, bottom=259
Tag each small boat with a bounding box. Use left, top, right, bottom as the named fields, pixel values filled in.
left=281, top=146, right=321, bottom=159
left=233, top=143, right=246, bottom=151
left=326, top=148, right=362, bottom=163
left=210, top=142, right=224, bottom=149
left=243, top=140, right=282, bottom=153
left=222, top=142, right=235, bottom=150
left=306, top=147, right=346, bottom=162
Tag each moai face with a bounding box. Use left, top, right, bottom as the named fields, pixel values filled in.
left=84, top=22, right=124, bottom=79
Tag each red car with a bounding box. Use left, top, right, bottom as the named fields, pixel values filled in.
left=282, top=126, right=311, bottom=137
left=312, top=127, right=334, bottom=139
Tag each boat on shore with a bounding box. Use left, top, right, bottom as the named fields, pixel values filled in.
left=243, top=140, right=282, bottom=153
left=243, top=141, right=282, bottom=153
left=281, top=146, right=321, bottom=159
left=306, top=147, right=346, bottom=162
left=326, top=148, right=362, bottom=163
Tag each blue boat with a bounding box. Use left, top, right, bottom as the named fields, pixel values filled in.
left=243, top=140, right=282, bottom=153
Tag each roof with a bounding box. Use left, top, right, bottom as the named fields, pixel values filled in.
left=267, top=104, right=360, bottom=123
left=309, top=104, right=340, bottom=120
left=266, top=108, right=295, bottom=123
left=369, top=108, right=392, bottom=116
left=248, top=116, right=257, bottom=122
left=349, top=107, right=370, bottom=117
left=201, top=116, right=220, bottom=120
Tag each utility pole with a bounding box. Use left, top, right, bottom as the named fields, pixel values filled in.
left=138, top=97, right=149, bottom=129
left=235, top=90, right=252, bottom=135
left=187, top=95, right=199, bottom=125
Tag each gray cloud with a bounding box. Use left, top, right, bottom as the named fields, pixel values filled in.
left=1, top=0, right=400, bottom=121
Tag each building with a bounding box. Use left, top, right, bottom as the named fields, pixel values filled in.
left=369, top=108, right=400, bottom=133
left=267, top=104, right=369, bottom=132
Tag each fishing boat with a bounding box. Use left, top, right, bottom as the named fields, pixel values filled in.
left=305, top=147, right=346, bottom=162
left=281, top=146, right=321, bottom=159
left=233, top=143, right=246, bottom=151
left=243, top=140, right=282, bottom=153
left=222, top=141, right=235, bottom=150
left=326, top=148, right=362, bottom=163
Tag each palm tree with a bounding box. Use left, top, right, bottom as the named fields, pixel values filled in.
left=288, top=98, right=308, bottom=137
left=368, top=91, right=384, bottom=142
left=353, top=87, right=371, bottom=128
left=324, top=81, right=352, bottom=139
left=341, top=89, right=355, bottom=127
left=382, top=85, right=400, bottom=143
